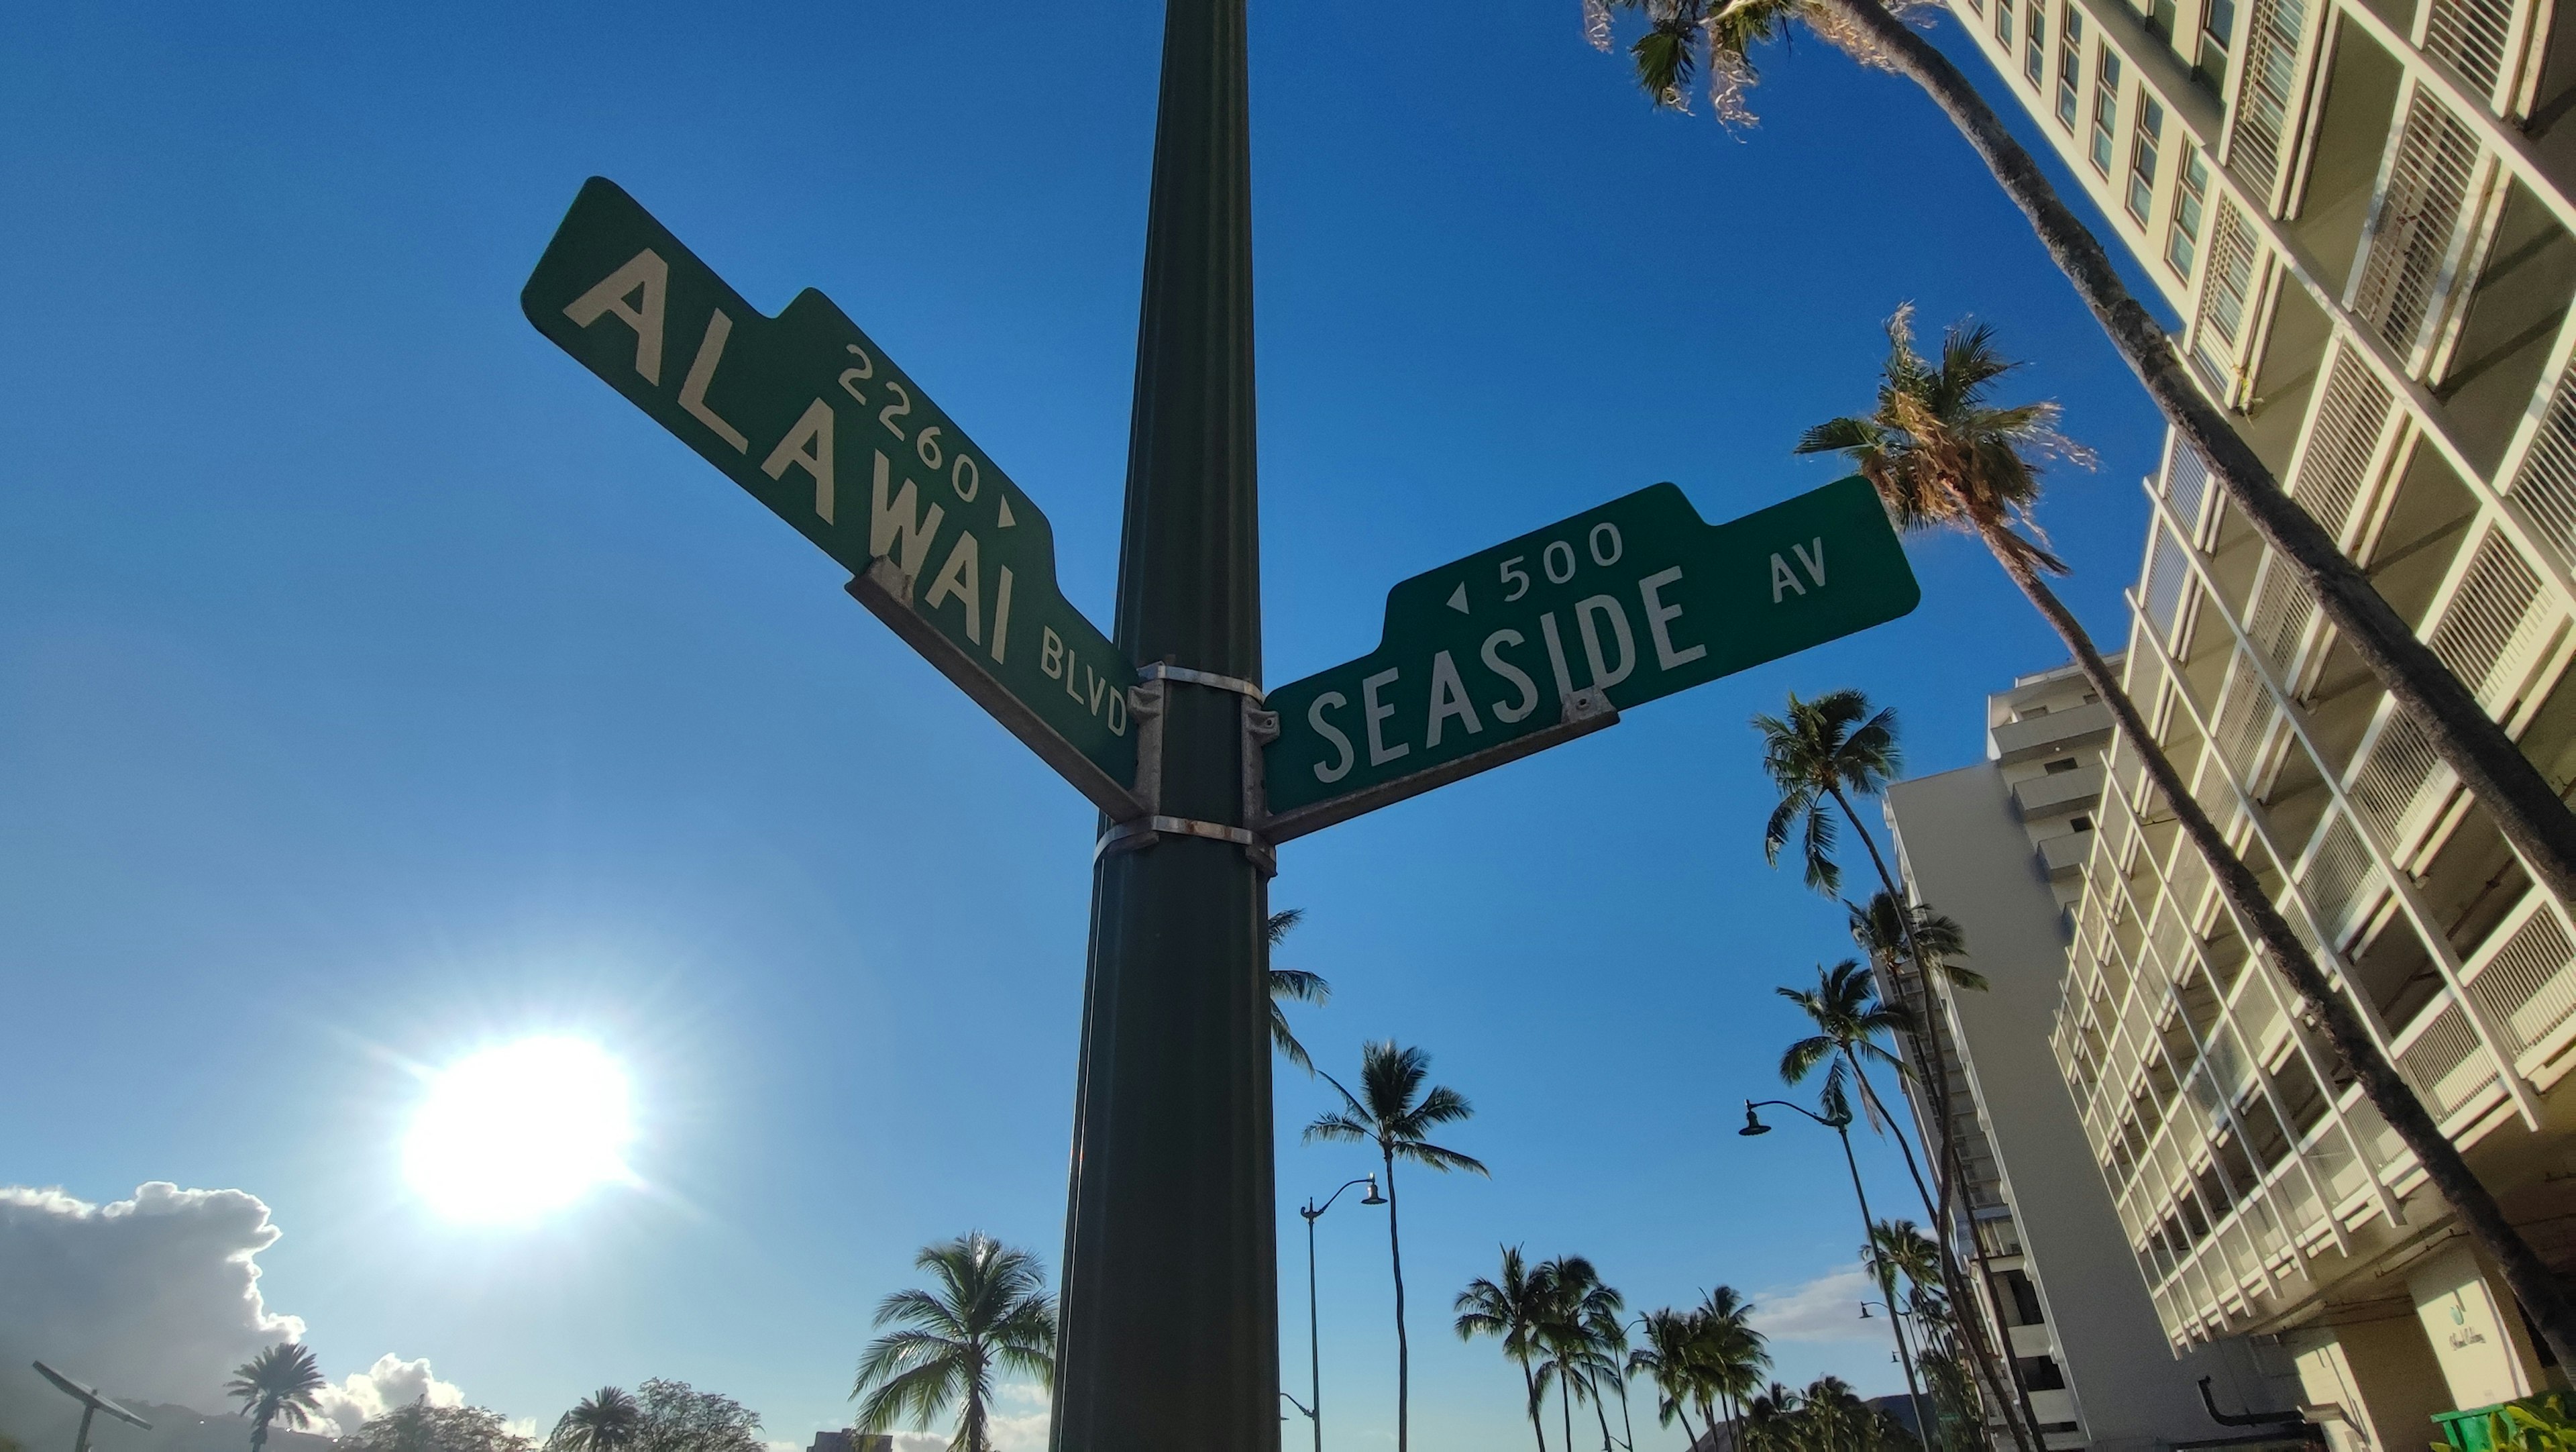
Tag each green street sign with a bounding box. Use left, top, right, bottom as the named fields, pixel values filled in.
left=521, top=178, right=1140, bottom=816
left=1258, top=476, right=1920, bottom=835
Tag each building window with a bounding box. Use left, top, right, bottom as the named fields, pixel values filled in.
left=1996, top=0, right=2015, bottom=48
left=2127, top=95, right=2165, bottom=223
left=2088, top=50, right=2122, bottom=174
left=2196, top=0, right=2236, bottom=93
left=2166, top=149, right=2208, bottom=277
left=2025, top=0, right=2048, bottom=87
left=2018, top=1356, right=2070, bottom=1392
left=2055, top=5, right=2084, bottom=128
left=2044, top=758, right=2080, bottom=774
left=2002, top=1268, right=2047, bottom=1325
left=2070, top=815, right=2094, bottom=832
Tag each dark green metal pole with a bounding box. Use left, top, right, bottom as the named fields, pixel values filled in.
left=1050, top=2, right=1272, bottom=1450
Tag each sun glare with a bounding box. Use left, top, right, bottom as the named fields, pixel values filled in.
left=403, top=1037, right=635, bottom=1223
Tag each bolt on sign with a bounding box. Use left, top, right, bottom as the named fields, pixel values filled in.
left=1257, top=478, right=1921, bottom=836
left=521, top=178, right=1140, bottom=816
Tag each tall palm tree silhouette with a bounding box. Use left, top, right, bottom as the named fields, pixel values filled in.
left=1802, top=307, right=2576, bottom=1365
left=1589, top=0, right=2576, bottom=949
left=850, top=1232, right=1055, bottom=1452
left=1305, top=1040, right=1488, bottom=1452
left=226, top=1344, right=325, bottom=1452
left=1454, top=1245, right=1556, bottom=1452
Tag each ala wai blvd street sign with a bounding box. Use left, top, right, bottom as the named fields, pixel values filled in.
left=522, top=177, right=1919, bottom=835
left=522, top=178, right=1141, bottom=817
left=521, top=10, right=1919, bottom=1443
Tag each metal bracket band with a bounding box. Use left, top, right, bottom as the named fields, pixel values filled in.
left=1135, top=662, right=1265, bottom=700
left=1095, top=814, right=1267, bottom=858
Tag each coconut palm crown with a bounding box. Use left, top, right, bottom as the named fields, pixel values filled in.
left=227, top=1343, right=326, bottom=1452
left=1307, top=1041, right=1488, bottom=1452
left=850, top=1232, right=1056, bottom=1452
left=549, top=1388, right=641, bottom=1452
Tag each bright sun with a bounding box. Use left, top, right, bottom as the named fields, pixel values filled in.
left=403, top=1037, right=635, bottom=1223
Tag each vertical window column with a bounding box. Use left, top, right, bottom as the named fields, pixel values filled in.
left=2090, top=50, right=2123, bottom=174
left=2056, top=5, right=2085, bottom=127
left=2167, top=150, right=2209, bottom=276
left=2128, top=95, right=2166, bottom=223
left=2027, top=0, right=2049, bottom=87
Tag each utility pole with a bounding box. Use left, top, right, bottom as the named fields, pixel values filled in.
left=1048, top=3, right=1274, bottom=1450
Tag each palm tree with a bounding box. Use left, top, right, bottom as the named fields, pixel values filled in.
left=1305, top=1040, right=1490, bottom=1452
left=1626, top=1310, right=1705, bottom=1451
left=1690, top=1287, right=1767, bottom=1441
left=1754, top=688, right=2025, bottom=1437
left=1586, top=0, right=2576, bottom=943
left=226, top=1344, right=325, bottom=1452
left=550, top=1389, right=641, bottom=1452
left=1842, top=888, right=2032, bottom=1438
left=1266, top=908, right=1332, bottom=1073
left=1778, top=962, right=2000, bottom=1445
left=1800, top=309, right=2576, bottom=1365
left=1456, top=1245, right=1558, bottom=1452
left=850, top=1232, right=1057, bottom=1452
left=1739, top=1382, right=1803, bottom=1452
left=1529, top=1256, right=1623, bottom=1452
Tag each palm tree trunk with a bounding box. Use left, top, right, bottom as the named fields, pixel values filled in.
left=1671, top=1398, right=1700, bottom=1452
left=1615, top=1377, right=1638, bottom=1452
left=1514, top=1359, right=1535, bottom=1452
left=1589, top=1373, right=1617, bottom=1452
left=1384, top=1146, right=1411, bottom=1452
left=1560, top=1369, right=1574, bottom=1452
left=1824, top=785, right=2045, bottom=1450
left=1840, top=1047, right=2030, bottom=1452
left=1807, top=0, right=2576, bottom=929
left=1963, top=518, right=2576, bottom=1365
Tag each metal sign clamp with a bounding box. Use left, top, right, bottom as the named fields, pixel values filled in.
left=1095, top=661, right=1277, bottom=874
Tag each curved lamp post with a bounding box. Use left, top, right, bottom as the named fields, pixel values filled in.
left=1293, top=1174, right=1385, bottom=1452
left=1740, top=1100, right=1934, bottom=1448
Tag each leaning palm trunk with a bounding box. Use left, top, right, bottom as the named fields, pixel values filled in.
left=1802, top=0, right=2576, bottom=935
left=1953, top=508, right=2576, bottom=1364
left=1837, top=1044, right=2033, bottom=1451
left=1828, top=794, right=2043, bottom=1447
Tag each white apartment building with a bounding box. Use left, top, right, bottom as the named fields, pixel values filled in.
left=1949, top=0, right=2576, bottom=1433
left=1886, top=663, right=2300, bottom=1451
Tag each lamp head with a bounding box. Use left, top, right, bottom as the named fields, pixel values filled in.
left=1860, top=1302, right=1874, bottom=1319
left=1360, top=1174, right=1387, bottom=1206
left=1737, top=1102, right=1772, bottom=1137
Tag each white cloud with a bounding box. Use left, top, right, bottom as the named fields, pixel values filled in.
left=0, top=1182, right=465, bottom=1441
left=1748, top=1263, right=1880, bottom=1343
left=882, top=1384, right=1048, bottom=1452
left=0, top=1183, right=307, bottom=1415
left=313, top=1355, right=466, bottom=1437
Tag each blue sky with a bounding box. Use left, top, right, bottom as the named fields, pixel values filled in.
left=1, top=3, right=2177, bottom=1448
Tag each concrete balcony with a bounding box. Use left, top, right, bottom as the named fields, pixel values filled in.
left=2013, top=761, right=2107, bottom=817
left=2039, top=829, right=2097, bottom=879
left=1990, top=701, right=2114, bottom=764
left=2008, top=1321, right=2055, bottom=1358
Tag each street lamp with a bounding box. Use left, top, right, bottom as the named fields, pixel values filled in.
left=1293, top=1175, right=1384, bottom=1452
left=1739, top=1100, right=1934, bottom=1448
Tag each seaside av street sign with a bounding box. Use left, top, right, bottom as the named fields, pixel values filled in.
left=522, top=178, right=1140, bottom=817
left=1258, top=476, right=1921, bottom=836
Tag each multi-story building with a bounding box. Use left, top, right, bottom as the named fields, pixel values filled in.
left=1885, top=662, right=2300, bottom=1451
left=1950, top=0, right=2576, bottom=1433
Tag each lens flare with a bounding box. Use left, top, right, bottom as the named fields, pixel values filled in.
left=402, top=1037, right=635, bottom=1223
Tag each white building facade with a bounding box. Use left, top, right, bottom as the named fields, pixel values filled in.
left=1886, top=664, right=2298, bottom=1451
left=1947, top=0, right=2576, bottom=1432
